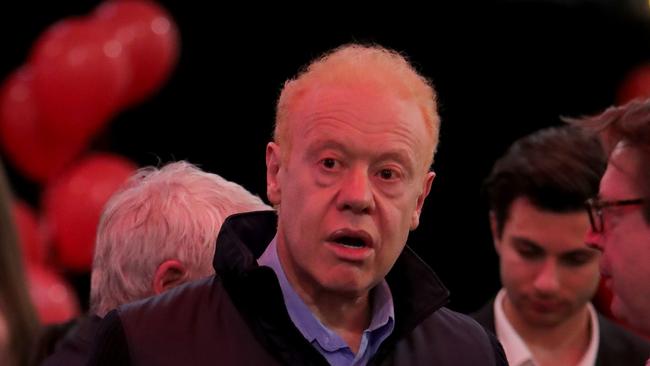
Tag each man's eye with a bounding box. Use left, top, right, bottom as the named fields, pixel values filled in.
left=321, top=158, right=337, bottom=169
left=561, top=253, right=594, bottom=267
left=379, top=169, right=396, bottom=180
left=516, top=245, right=544, bottom=260
left=519, top=250, right=542, bottom=259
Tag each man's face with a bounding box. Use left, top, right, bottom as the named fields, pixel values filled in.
left=266, top=84, right=435, bottom=299
left=493, top=197, right=600, bottom=327
left=586, top=144, right=650, bottom=333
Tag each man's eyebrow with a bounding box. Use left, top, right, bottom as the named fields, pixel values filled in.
left=560, top=248, right=598, bottom=258
left=377, top=150, right=415, bottom=167
left=511, top=237, right=544, bottom=251
left=303, top=140, right=349, bottom=161
left=306, top=140, right=347, bottom=154
left=304, top=140, right=417, bottom=172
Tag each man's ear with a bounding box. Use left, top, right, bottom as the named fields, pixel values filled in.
left=489, top=211, right=502, bottom=255
left=266, top=142, right=283, bottom=206
left=410, top=171, right=436, bottom=230
left=153, top=259, right=188, bottom=294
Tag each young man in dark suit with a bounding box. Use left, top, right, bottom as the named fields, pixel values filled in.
left=475, top=125, right=650, bottom=366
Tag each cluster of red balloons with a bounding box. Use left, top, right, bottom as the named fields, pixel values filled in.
left=0, top=0, right=179, bottom=183
left=25, top=264, right=81, bottom=325
left=13, top=199, right=81, bottom=324
left=12, top=154, right=136, bottom=323
left=42, top=154, right=137, bottom=272
left=0, top=0, right=177, bottom=324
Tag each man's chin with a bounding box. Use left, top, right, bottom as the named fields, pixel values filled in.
left=610, top=297, right=650, bottom=336
left=318, top=276, right=375, bottom=299
left=610, top=296, right=632, bottom=324
left=521, top=309, right=569, bottom=328
left=325, top=282, right=371, bottom=298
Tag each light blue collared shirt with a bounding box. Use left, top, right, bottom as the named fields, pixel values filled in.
left=258, top=236, right=395, bottom=366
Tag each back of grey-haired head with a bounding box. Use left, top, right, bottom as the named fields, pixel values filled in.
left=90, top=161, right=271, bottom=316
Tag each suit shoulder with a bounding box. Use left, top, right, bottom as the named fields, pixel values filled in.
left=399, top=307, right=506, bottom=365
left=598, top=314, right=650, bottom=354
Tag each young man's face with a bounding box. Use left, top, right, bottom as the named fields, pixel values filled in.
left=266, top=84, right=435, bottom=300
left=493, top=197, right=600, bottom=327
left=586, top=144, right=650, bottom=334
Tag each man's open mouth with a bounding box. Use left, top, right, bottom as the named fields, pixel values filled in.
left=327, top=229, right=373, bottom=249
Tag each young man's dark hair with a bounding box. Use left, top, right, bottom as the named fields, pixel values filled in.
left=484, top=125, right=606, bottom=237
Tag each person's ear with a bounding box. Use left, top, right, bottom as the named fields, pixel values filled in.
left=410, top=171, right=436, bottom=230
left=153, top=259, right=188, bottom=294
left=266, top=142, right=283, bottom=206
left=489, top=211, right=502, bottom=255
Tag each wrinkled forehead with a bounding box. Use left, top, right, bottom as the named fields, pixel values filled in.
left=290, top=84, right=429, bottom=141
left=291, top=83, right=410, bottom=117
left=289, top=85, right=433, bottom=163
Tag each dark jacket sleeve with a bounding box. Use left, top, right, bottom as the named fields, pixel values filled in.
left=85, top=310, right=132, bottom=366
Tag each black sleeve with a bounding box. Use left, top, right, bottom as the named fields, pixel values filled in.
left=85, top=310, right=132, bottom=366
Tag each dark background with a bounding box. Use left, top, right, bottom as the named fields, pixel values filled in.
left=2, top=0, right=650, bottom=313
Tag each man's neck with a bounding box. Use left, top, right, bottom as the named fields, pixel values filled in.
left=301, top=288, right=371, bottom=353
left=274, top=234, right=373, bottom=353
left=503, top=296, right=591, bottom=366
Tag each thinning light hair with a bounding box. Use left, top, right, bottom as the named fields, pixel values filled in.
left=275, top=43, right=440, bottom=171
left=90, top=161, right=271, bottom=316
left=565, top=98, right=650, bottom=223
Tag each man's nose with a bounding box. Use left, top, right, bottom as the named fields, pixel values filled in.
left=533, top=260, right=560, bottom=294
left=336, top=167, right=375, bottom=214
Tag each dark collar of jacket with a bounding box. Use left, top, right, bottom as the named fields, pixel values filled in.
left=212, top=210, right=451, bottom=362
left=471, top=296, right=650, bottom=366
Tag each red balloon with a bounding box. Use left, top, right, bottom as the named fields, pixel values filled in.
left=94, top=0, right=180, bottom=107
left=617, top=64, right=650, bottom=105
left=0, top=67, right=87, bottom=182
left=42, top=153, right=137, bottom=272
left=12, top=200, right=47, bottom=265
left=30, top=18, right=130, bottom=141
left=26, top=264, right=80, bottom=325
